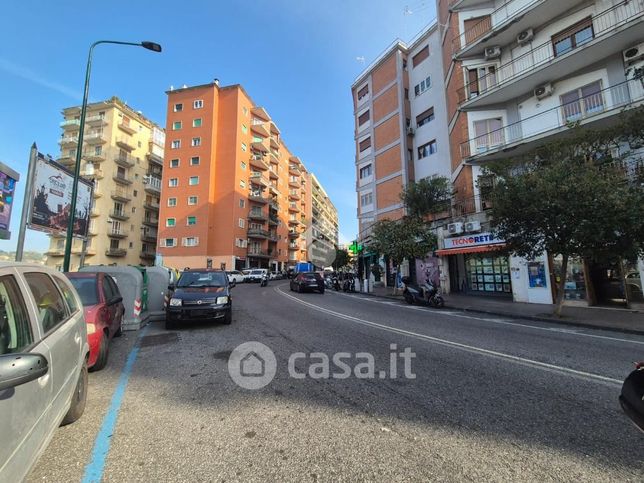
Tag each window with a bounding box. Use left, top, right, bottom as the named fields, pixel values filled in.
left=174, top=103, right=183, bottom=112
left=552, top=17, right=593, bottom=57
left=171, top=140, right=181, bottom=149
left=239, top=218, right=245, bottom=228
left=412, top=46, right=430, bottom=67
left=191, top=137, right=201, bottom=147
left=193, top=118, right=202, bottom=127
left=187, top=216, right=197, bottom=226
left=560, top=81, right=604, bottom=122
left=473, top=119, right=504, bottom=152
left=183, top=237, right=199, bottom=247
left=166, top=218, right=176, bottom=227
left=189, top=176, right=199, bottom=186
left=242, top=124, right=248, bottom=134
left=241, top=161, right=247, bottom=170
left=169, top=178, right=178, bottom=187
left=24, top=273, right=68, bottom=334
left=358, top=110, right=370, bottom=126
left=188, top=196, right=198, bottom=205
left=172, top=121, right=182, bottom=130
left=94, top=146, right=102, bottom=156
left=162, top=238, right=176, bottom=248
left=417, top=140, right=438, bottom=159
left=194, top=99, right=203, bottom=109
left=239, top=199, right=245, bottom=208
left=252, top=136, right=263, bottom=143
left=236, top=238, right=248, bottom=248
left=0, top=275, right=32, bottom=355
left=414, top=76, right=432, bottom=96
left=360, top=192, right=373, bottom=206
left=416, top=107, right=435, bottom=127
left=170, top=158, right=179, bottom=168
left=467, top=65, right=496, bottom=98
left=357, top=85, right=369, bottom=101
left=168, top=197, right=177, bottom=207
left=404, top=88, right=409, bottom=100
left=359, top=137, right=371, bottom=152
left=240, top=180, right=246, bottom=189
left=359, top=164, right=373, bottom=179
left=241, top=142, right=247, bottom=152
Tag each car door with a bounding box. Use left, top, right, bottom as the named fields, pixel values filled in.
left=104, top=275, right=122, bottom=335
left=22, top=271, right=81, bottom=426
left=0, top=270, right=52, bottom=481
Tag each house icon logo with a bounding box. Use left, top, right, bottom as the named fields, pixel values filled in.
left=228, top=341, right=276, bottom=390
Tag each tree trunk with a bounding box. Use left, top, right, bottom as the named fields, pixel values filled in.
left=620, top=257, right=631, bottom=309
left=555, top=254, right=569, bottom=317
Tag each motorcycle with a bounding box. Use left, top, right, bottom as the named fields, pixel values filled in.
left=620, top=362, right=644, bottom=433
left=260, top=274, right=268, bottom=287
left=401, top=276, right=445, bottom=308
left=342, top=275, right=356, bottom=293
left=333, top=276, right=341, bottom=291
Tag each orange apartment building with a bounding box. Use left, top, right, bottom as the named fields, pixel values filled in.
left=157, top=80, right=316, bottom=271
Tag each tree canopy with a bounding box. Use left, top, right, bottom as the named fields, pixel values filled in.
left=400, top=175, right=451, bottom=219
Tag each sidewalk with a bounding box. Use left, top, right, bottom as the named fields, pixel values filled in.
left=362, top=285, right=644, bottom=335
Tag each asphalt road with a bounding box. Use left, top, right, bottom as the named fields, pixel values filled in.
left=28, top=281, right=644, bottom=482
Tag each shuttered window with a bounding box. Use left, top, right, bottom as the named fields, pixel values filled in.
left=412, top=46, right=430, bottom=67
left=359, top=138, right=371, bottom=152
left=358, top=110, right=370, bottom=126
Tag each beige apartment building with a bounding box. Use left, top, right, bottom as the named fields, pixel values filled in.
left=307, top=174, right=339, bottom=268
left=45, top=97, right=164, bottom=271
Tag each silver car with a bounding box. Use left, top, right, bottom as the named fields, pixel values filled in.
left=0, top=263, right=89, bottom=481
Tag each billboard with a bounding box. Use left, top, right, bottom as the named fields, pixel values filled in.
left=0, top=161, right=20, bottom=240
left=30, top=157, right=93, bottom=238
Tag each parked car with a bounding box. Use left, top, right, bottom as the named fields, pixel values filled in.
left=166, top=269, right=233, bottom=329
left=226, top=270, right=245, bottom=285
left=66, top=272, right=125, bottom=371
left=247, top=269, right=268, bottom=283
left=0, top=263, right=89, bottom=482
left=290, top=272, right=325, bottom=294
left=269, top=271, right=282, bottom=280
left=242, top=269, right=252, bottom=282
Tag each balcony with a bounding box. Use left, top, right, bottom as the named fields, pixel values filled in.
left=107, top=229, right=127, bottom=239
left=251, top=122, right=270, bottom=138
left=45, top=248, right=65, bottom=257
left=269, top=151, right=280, bottom=164
left=116, top=136, right=136, bottom=151
left=147, top=142, right=164, bottom=166
left=249, top=154, right=270, bottom=171
left=288, top=242, right=299, bottom=250
left=460, top=78, right=644, bottom=162
left=83, top=151, right=105, bottom=163
left=142, top=217, right=159, bottom=227
left=84, top=132, right=106, bottom=145
left=115, top=153, right=135, bottom=168
left=288, top=229, right=299, bottom=239
left=270, top=137, right=280, bottom=150
left=248, top=209, right=268, bottom=221
left=85, top=115, right=107, bottom=127
left=248, top=249, right=272, bottom=259
left=288, top=202, right=300, bottom=213
left=141, top=233, right=157, bottom=244
left=269, top=199, right=279, bottom=211
left=59, top=136, right=78, bottom=147
left=251, top=107, right=271, bottom=122
left=105, top=248, right=127, bottom=257
left=113, top=172, right=133, bottom=185
left=118, top=120, right=137, bottom=135
left=110, top=210, right=130, bottom=221
left=90, top=207, right=101, bottom=217
left=288, top=177, right=300, bottom=188
left=289, top=189, right=301, bottom=200
left=60, top=119, right=81, bottom=130
left=144, top=200, right=160, bottom=211
left=249, top=171, right=269, bottom=187
left=288, top=218, right=301, bottom=226
left=289, top=164, right=300, bottom=175
left=81, top=168, right=103, bottom=179
left=249, top=192, right=269, bottom=204
left=268, top=167, right=278, bottom=180
left=268, top=215, right=279, bottom=226
left=458, top=1, right=644, bottom=109
left=140, top=250, right=156, bottom=260
left=269, top=185, right=280, bottom=196
left=289, top=155, right=301, bottom=165
left=111, top=190, right=132, bottom=202
left=248, top=228, right=270, bottom=239
left=144, top=175, right=162, bottom=194
left=269, top=231, right=278, bottom=242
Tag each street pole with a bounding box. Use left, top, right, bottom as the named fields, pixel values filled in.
left=15, top=143, right=38, bottom=262
left=62, top=40, right=162, bottom=272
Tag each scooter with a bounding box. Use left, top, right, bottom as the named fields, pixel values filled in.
left=342, top=275, right=356, bottom=293
left=402, top=276, right=445, bottom=308
left=333, top=276, right=341, bottom=291
left=620, top=362, right=644, bottom=433
left=260, top=274, right=268, bottom=287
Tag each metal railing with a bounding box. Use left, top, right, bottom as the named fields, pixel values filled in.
left=248, top=228, right=270, bottom=238
left=457, top=0, right=644, bottom=104
left=115, top=153, right=135, bottom=167
left=460, top=78, right=644, bottom=158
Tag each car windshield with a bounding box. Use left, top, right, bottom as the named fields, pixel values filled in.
left=251, top=270, right=264, bottom=275
left=177, top=271, right=227, bottom=288
left=68, top=277, right=99, bottom=306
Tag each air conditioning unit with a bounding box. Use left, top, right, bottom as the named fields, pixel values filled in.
left=484, top=46, right=501, bottom=60
left=406, top=127, right=415, bottom=136
left=465, top=220, right=481, bottom=232
left=623, top=43, right=644, bottom=65
left=517, top=28, right=534, bottom=45
left=534, top=83, right=554, bottom=100
left=626, top=58, right=644, bottom=81
left=447, top=222, right=464, bottom=235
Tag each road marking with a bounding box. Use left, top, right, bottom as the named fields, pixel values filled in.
left=328, top=290, right=644, bottom=346
left=278, top=287, right=621, bottom=386
left=82, top=325, right=149, bottom=483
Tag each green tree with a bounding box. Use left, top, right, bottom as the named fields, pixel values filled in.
left=400, top=175, right=451, bottom=218
left=332, top=247, right=350, bottom=271
left=370, top=217, right=437, bottom=292
left=487, top=110, right=644, bottom=315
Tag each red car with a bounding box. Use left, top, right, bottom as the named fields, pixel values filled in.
left=65, top=272, right=124, bottom=371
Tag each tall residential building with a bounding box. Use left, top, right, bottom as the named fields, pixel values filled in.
left=46, top=97, right=164, bottom=271
left=157, top=80, right=331, bottom=272
left=307, top=174, right=339, bottom=268
left=437, top=0, right=644, bottom=306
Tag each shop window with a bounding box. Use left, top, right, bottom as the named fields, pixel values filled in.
left=467, top=256, right=511, bottom=293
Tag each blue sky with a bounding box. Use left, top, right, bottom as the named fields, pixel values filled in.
left=0, top=0, right=435, bottom=253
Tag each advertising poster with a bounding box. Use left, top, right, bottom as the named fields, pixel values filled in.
left=415, top=255, right=441, bottom=288
left=528, top=261, right=547, bottom=288
left=30, top=158, right=93, bottom=238
left=0, top=161, right=19, bottom=240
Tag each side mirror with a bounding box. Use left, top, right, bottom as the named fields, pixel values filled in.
left=168, top=284, right=175, bottom=291
left=0, top=353, right=49, bottom=391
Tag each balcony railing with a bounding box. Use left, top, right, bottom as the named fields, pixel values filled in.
left=248, top=227, right=270, bottom=238
left=107, top=229, right=127, bottom=239
left=457, top=0, right=644, bottom=105
left=111, top=190, right=131, bottom=202
left=110, top=210, right=130, bottom=221
left=113, top=173, right=133, bottom=185
left=460, top=78, right=644, bottom=159
left=105, top=248, right=127, bottom=257
left=451, top=0, right=539, bottom=55
left=249, top=171, right=269, bottom=186
left=115, top=153, right=135, bottom=168
left=60, top=119, right=81, bottom=129
left=84, top=132, right=106, bottom=144
left=249, top=209, right=268, bottom=221
left=248, top=249, right=272, bottom=258
left=142, top=217, right=159, bottom=227
left=144, top=175, right=162, bottom=193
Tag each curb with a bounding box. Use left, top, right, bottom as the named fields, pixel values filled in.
left=344, top=290, right=644, bottom=336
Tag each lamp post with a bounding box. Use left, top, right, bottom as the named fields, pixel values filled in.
left=62, top=40, right=162, bottom=272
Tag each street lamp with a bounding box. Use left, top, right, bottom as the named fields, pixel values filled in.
left=62, top=40, right=162, bottom=272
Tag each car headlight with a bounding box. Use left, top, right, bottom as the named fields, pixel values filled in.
left=169, top=298, right=182, bottom=306
left=216, top=296, right=229, bottom=305
left=87, top=323, right=96, bottom=334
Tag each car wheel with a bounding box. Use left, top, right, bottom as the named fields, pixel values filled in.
left=61, top=360, right=88, bottom=426
left=91, top=333, right=109, bottom=372
left=223, top=310, right=232, bottom=325
left=114, top=317, right=123, bottom=337
left=165, top=319, right=176, bottom=330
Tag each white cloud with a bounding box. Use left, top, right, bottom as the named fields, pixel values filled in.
left=0, top=58, right=80, bottom=100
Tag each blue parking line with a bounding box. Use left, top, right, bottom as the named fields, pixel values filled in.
left=81, top=325, right=149, bottom=483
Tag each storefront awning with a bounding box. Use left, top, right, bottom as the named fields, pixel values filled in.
left=435, top=243, right=506, bottom=256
